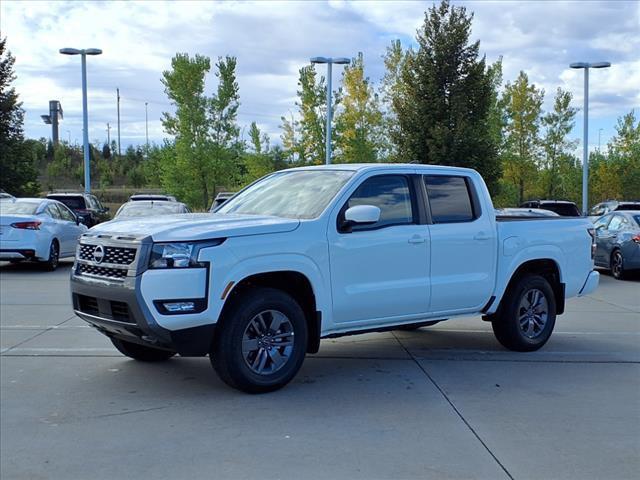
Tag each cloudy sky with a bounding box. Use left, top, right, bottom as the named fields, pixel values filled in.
left=2, top=0, right=639, bottom=152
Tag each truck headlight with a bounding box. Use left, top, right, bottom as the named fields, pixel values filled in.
left=148, top=239, right=225, bottom=269
left=149, top=243, right=200, bottom=269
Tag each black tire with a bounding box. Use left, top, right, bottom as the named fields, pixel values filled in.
left=396, top=320, right=442, bottom=331
left=611, top=250, right=626, bottom=280
left=211, top=287, right=308, bottom=394
left=491, top=274, right=556, bottom=352
left=41, top=240, right=59, bottom=271
left=111, top=338, right=175, bottom=362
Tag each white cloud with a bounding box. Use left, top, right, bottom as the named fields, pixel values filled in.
left=2, top=0, right=638, bottom=148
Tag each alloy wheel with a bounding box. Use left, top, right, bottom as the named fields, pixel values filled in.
left=518, top=288, right=548, bottom=339
left=242, top=310, right=295, bottom=375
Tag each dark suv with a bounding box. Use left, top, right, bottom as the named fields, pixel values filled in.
left=519, top=200, right=581, bottom=217
left=46, top=193, right=110, bottom=227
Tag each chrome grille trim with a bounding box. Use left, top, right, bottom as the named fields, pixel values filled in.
left=78, top=243, right=136, bottom=265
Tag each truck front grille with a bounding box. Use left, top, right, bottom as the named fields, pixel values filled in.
left=76, top=263, right=128, bottom=280
left=78, top=244, right=137, bottom=265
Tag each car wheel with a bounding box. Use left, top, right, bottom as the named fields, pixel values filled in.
left=111, top=338, right=175, bottom=362
left=611, top=250, right=626, bottom=280
left=395, top=320, right=443, bottom=331
left=211, top=287, right=308, bottom=393
left=491, top=274, right=556, bottom=352
left=41, top=240, right=59, bottom=271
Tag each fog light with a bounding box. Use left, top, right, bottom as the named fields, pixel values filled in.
left=163, top=302, right=195, bottom=313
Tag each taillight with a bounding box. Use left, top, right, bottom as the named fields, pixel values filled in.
left=632, top=234, right=640, bottom=244
left=11, top=221, right=41, bottom=230
left=587, top=227, right=597, bottom=258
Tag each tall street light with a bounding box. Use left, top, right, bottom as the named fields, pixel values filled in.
left=60, top=47, right=102, bottom=193
left=569, top=61, right=611, bottom=215
left=310, top=56, right=350, bottom=165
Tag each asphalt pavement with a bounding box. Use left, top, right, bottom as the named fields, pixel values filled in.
left=1, top=260, right=638, bottom=480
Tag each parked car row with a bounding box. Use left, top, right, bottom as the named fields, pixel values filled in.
left=0, top=192, right=190, bottom=270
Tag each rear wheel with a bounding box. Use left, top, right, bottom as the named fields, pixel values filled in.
left=611, top=250, right=626, bottom=280
left=41, top=240, right=59, bottom=271
left=211, top=287, right=307, bottom=393
left=491, top=274, right=556, bottom=352
left=111, top=338, right=175, bottom=362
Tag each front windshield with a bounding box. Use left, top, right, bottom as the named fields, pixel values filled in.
left=0, top=201, right=40, bottom=215
left=217, top=170, right=354, bottom=219
left=116, top=203, right=184, bottom=218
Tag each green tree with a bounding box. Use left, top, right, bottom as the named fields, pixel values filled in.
left=501, top=71, right=544, bottom=204
left=248, top=121, right=269, bottom=154
left=279, top=113, right=299, bottom=163
left=540, top=88, right=578, bottom=199
left=380, top=39, right=412, bottom=162
left=334, top=52, right=384, bottom=163
left=0, top=37, right=39, bottom=195
left=393, top=1, right=500, bottom=191
left=102, top=142, right=111, bottom=159
left=161, top=54, right=242, bottom=209
left=294, top=65, right=326, bottom=164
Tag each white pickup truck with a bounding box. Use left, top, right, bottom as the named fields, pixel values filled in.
left=71, top=164, right=599, bottom=392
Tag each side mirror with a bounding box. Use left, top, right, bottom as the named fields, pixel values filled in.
left=75, top=215, right=80, bottom=225
left=341, top=205, right=381, bottom=232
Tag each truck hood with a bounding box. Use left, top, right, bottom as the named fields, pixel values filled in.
left=88, top=213, right=300, bottom=242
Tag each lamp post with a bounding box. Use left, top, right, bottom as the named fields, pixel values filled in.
left=310, top=56, right=350, bottom=164
left=569, top=61, right=611, bottom=215
left=60, top=47, right=102, bottom=193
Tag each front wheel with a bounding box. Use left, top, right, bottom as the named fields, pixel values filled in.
left=211, top=287, right=308, bottom=393
left=111, top=338, right=175, bottom=362
left=491, top=275, right=556, bottom=352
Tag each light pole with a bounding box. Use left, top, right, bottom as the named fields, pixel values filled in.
left=569, top=61, right=611, bottom=215
left=145, top=101, right=149, bottom=154
left=310, top=56, right=350, bottom=164
left=598, top=128, right=603, bottom=152
left=60, top=47, right=102, bottom=193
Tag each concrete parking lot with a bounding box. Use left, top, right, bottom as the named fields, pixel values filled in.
left=1, top=261, right=638, bottom=480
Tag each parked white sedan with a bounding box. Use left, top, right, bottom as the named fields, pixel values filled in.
left=0, top=198, right=88, bottom=270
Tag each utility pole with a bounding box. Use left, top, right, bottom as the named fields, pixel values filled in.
left=106, top=123, right=111, bottom=145
left=117, top=87, right=121, bottom=156
left=145, top=101, right=149, bottom=153
left=598, top=128, right=603, bottom=152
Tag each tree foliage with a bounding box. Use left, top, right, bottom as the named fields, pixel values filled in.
left=390, top=0, right=501, bottom=191
left=0, top=37, right=39, bottom=195
left=161, top=54, right=241, bottom=209
left=500, top=71, right=544, bottom=204
left=334, top=52, right=384, bottom=163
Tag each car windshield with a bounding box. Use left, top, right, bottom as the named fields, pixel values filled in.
left=216, top=170, right=354, bottom=219
left=116, top=202, right=185, bottom=218
left=48, top=196, right=86, bottom=209
left=0, top=201, right=40, bottom=215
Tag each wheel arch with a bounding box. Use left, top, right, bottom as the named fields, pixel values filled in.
left=220, top=270, right=322, bottom=354
left=489, top=258, right=565, bottom=319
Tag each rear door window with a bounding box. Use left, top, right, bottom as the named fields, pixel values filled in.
left=45, top=204, right=61, bottom=219
left=49, top=196, right=86, bottom=210
left=607, top=215, right=624, bottom=231
left=424, top=175, right=476, bottom=223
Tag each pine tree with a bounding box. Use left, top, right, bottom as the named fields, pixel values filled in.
left=393, top=0, right=500, bottom=191
left=0, top=37, right=39, bottom=195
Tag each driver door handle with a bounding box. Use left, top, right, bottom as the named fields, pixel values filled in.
left=474, top=232, right=491, bottom=241
left=408, top=235, right=426, bottom=244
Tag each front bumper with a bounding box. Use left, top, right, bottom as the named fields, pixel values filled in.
left=70, top=235, right=215, bottom=356
left=578, top=270, right=599, bottom=296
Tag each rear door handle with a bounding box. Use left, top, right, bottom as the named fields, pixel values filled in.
left=408, top=235, right=426, bottom=244
left=474, top=232, right=491, bottom=241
